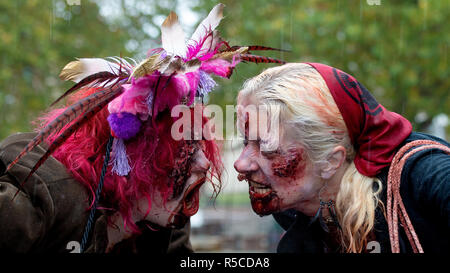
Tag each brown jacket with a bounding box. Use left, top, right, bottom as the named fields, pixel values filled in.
left=0, top=133, right=193, bottom=253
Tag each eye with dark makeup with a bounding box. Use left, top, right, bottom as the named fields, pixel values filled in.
left=261, top=149, right=280, bottom=159
left=242, top=137, right=279, bottom=159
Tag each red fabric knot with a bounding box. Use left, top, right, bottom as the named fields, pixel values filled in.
left=305, top=62, right=412, bottom=177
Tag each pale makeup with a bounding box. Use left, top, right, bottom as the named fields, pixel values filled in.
left=106, top=148, right=211, bottom=252
left=234, top=96, right=344, bottom=217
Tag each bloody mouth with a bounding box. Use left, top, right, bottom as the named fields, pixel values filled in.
left=181, top=176, right=206, bottom=217
left=248, top=180, right=273, bottom=198
left=247, top=180, right=280, bottom=216
left=168, top=176, right=206, bottom=228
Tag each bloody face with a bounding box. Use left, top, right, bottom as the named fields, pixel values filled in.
left=271, top=148, right=305, bottom=179
left=237, top=146, right=309, bottom=216
left=123, top=107, right=220, bottom=230
left=170, top=140, right=198, bottom=199
left=167, top=140, right=209, bottom=227
left=234, top=97, right=321, bottom=216
left=138, top=140, right=212, bottom=229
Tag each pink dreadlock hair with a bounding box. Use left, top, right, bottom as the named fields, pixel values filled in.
left=37, top=87, right=223, bottom=233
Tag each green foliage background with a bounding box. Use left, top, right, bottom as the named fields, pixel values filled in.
left=1, top=0, right=448, bottom=139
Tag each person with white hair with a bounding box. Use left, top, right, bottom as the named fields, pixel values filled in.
left=234, top=62, right=450, bottom=253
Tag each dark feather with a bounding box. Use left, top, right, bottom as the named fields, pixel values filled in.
left=319, top=213, right=330, bottom=233
left=328, top=204, right=342, bottom=230
left=221, top=45, right=288, bottom=53
left=7, top=85, right=121, bottom=172
left=13, top=86, right=123, bottom=198
left=247, top=45, right=289, bottom=52
left=309, top=205, right=322, bottom=227
left=240, top=54, right=286, bottom=64
left=50, top=71, right=127, bottom=107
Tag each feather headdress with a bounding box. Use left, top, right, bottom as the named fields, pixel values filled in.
left=7, top=3, right=285, bottom=184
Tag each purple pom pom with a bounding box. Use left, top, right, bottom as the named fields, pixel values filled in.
left=107, top=112, right=142, bottom=140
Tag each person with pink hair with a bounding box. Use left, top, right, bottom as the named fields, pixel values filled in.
left=0, top=4, right=284, bottom=253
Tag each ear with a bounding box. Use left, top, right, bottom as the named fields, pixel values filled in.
left=320, top=146, right=347, bottom=179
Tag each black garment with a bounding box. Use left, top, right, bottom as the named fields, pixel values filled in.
left=0, top=133, right=193, bottom=253
left=274, top=132, right=450, bottom=253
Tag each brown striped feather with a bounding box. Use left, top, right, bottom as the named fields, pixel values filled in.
left=246, top=45, right=289, bottom=52
left=240, top=54, right=286, bottom=64
left=6, top=85, right=122, bottom=172
left=13, top=86, right=123, bottom=198
left=50, top=71, right=127, bottom=107
left=220, top=45, right=288, bottom=53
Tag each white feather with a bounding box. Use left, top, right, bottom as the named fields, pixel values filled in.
left=188, top=3, right=225, bottom=48
left=72, top=58, right=122, bottom=83
left=106, top=56, right=136, bottom=71
left=161, top=11, right=187, bottom=57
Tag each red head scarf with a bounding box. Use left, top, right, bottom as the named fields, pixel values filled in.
left=305, top=62, right=412, bottom=177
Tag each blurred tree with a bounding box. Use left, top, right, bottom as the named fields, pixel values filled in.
left=1, top=0, right=448, bottom=139
left=0, top=0, right=125, bottom=138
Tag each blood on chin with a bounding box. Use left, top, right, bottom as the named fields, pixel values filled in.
left=167, top=190, right=200, bottom=228
left=249, top=188, right=281, bottom=216
left=167, top=178, right=205, bottom=228
left=182, top=187, right=201, bottom=216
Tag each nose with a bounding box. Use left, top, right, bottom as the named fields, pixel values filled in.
left=234, top=148, right=259, bottom=174
left=191, top=149, right=211, bottom=172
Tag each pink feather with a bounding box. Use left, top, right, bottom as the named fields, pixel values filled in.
left=200, top=58, right=241, bottom=78
left=108, top=77, right=154, bottom=119
left=153, top=71, right=200, bottom=114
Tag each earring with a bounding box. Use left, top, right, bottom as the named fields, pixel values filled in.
left=326, top=200, right=341, bottom=230
left=309, top=199, right=341, bottom=232
left=310, top=199, right=328, bottom=232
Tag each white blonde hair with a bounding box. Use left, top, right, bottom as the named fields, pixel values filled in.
left=238, top=63, right=383, bottom=253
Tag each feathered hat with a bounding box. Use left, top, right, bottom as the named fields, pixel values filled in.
left=7, top=3, right=285, bottom=183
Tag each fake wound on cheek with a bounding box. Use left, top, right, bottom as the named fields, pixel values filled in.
left=170, top=141, right=197, bottom=198
left=271, top=149, right=306, bottom=179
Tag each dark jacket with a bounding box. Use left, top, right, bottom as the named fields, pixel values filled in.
left=274, top=132, right=450, bottom=253
left=0, top=132, right=193, bottom=253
